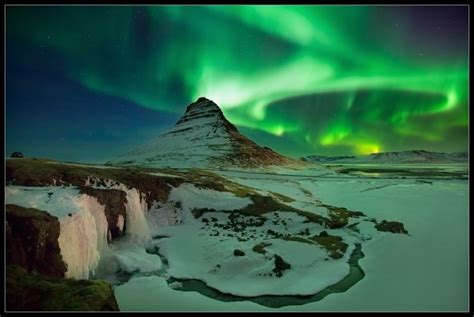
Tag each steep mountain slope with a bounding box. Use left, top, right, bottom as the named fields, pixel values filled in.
left=108, top=97, right=297, bottom=168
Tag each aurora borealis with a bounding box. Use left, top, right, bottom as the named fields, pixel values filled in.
left=6, top=5, right=468, bottom=161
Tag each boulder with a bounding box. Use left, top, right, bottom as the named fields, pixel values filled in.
left=233, top=249, right=245, bottom=256
left=272, top=254, right=291, bottom=277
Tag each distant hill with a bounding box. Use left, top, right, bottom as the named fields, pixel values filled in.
left=302, top=150, right=468, bottom=164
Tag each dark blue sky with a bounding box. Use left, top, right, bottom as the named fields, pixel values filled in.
left=6, top=6, right=468, bottom=161
left=6, top=38, right=179, bottom=162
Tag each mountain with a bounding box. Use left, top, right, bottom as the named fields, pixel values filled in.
left=107, top=97, right=297, bottom=168
left=302, top=150, right=468, bottom=164
left=302, top=155, right=356, bottom=163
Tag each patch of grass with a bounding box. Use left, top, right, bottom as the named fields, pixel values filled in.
left=319, top=204, right=365, bottom=229
left=282, top=233, right=348, bottom=259
left=310, top=234, right=348, bottom=259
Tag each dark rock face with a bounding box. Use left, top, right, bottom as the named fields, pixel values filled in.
left=6, top=204, right=67, bottom=278
left=6, top=265, right=119, bottom=311
left=11, top=152, right=24, bottom=158
left=78, top=187, right=127, bottom=241
left=273, top=254, right=291, bottom=277
left=191, top=207, right=216, bottom=219
left=233, top=249, right=245, bottom=256
left=375, top=220, right=408, bottom=234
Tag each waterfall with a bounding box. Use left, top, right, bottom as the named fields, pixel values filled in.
left=58, top=194, right=109, bottom=280
left=122, top=188, right=150, bottom=237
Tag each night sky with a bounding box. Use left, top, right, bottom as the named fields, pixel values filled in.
left=6, top=5, right=468, bottom=162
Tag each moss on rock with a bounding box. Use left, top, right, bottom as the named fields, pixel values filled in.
left=6, top=265, right=119, bottom=311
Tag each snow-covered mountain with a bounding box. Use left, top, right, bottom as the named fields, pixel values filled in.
left=107, top=97, right=297, bottom=168
left=303, top=150, right=468, bottom=164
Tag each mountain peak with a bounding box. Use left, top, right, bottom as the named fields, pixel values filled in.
left=186, top=97, right=219, bottom=111
left=175, top=97, right=237, bottom=132
left=185, top=97, right=222, bottom=115
left=108, top=98, right=299, bottom=168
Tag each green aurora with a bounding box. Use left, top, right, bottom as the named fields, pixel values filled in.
left=7, top=5, right=468, bottom=157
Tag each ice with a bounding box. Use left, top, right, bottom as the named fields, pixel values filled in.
left=59, top=194, right=109, bottom=279
left=6, top=163, right=468, bottom=310
left=122, top=188, right=150, bottom=237
left=6, top=186, right=109, bottom=280
left=115, top=170, right=468, bottom=311
left=146, top=201, right=183, bottom=234
left=97, top=237, right=162, bottom=276
left=157, top=213, right=352, bottom=297
left=117, top=215, right=125, bottom=233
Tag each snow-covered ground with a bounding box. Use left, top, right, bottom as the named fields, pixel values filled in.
left=6, top=164, right=468, bottom=311
left=115, top=168, right=468, bottom=312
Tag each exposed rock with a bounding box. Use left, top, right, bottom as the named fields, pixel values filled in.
left=6, top=204, right=67, bottom=278
left=6, top=265, right=118, bottom=311
left=233, top=249, right=245, bottom=256
left=191, top=207, right=216, bottom=219
left=78, top=187, right=127, bottom=240
left=347, top=222, right=360, bottom=233
left=252, top=242, right=272, bottom=255
left=273, top=254, right=291, bottom=277
left=11, top=152, right=24, bottom=158
left=375, top=220, right=408, bottom=234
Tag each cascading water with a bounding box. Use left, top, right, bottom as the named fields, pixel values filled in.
left=122, top=188, right=150, bottom=238
left=5, top=186, right=110, bottom=280
left=58, top=194, right=109, bottom=279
